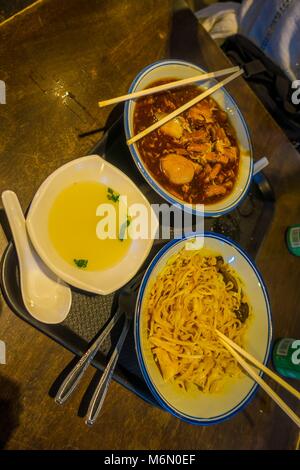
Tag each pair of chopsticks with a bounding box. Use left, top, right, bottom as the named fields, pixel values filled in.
left=98, top=66, right=244, bottom=146
left=216, top=330, right=300, bottom=427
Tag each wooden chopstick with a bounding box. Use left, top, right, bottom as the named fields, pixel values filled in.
left=98, top=66, right=240, bottom=108
left=216, top=329, right=300, bottom=400
left=217, top=334, right=300, bottom=427
left=127, top=68, right=244, bottom=146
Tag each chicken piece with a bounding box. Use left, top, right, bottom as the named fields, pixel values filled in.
left=181, top=119, right=192, bottom=133
left=161, top=153, right=195, bottom=185
left=189, top=100, right=214, bottom=123
left=223, top=146, right=238, bottom=161
left=187, top=153, right=202, bottom=161
left=189, top=129, right=208, bottom=142
left=215, top=138, right=231, bottom=153
left=224, top=180, right=233, bottom=189
left=187, top=142, right=211, bottom=154
left=217, top=173, right=225, bottom=184
left=175, top=148, right=189, bottom=156
left=203, top=152, right=218, bottom=163
left=188, top=106, right=205, bottom=123
left=215, top=139, right=230, bottom=153
left=225, top=169, right=235, bottom=179
left=204, top=163, right=212, bottom=174
left=224, top=137, right=231, bottom=147
left=215, top=140, right=224, bottom=153
left=207, top=125, right=217, bottom=141
left=216, top=154, right=229, bottom=165
left=192, top=162, right=202, bottom=173
left=205, top=185, right=227, bottom=198
left=203, top=163, right=212, bottom=183
left=210, top=163, right=222, bottom=180
left=216, top=128, right=227, bottom=140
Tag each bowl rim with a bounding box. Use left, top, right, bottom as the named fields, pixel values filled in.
left=124, top=58, right=254, bottom=217
left=134, top=232, right=272, bottom=425
left=26, top=155, right=156, bottom=295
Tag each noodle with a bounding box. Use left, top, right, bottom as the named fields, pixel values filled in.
left=146, top=248, right=251, bottom=393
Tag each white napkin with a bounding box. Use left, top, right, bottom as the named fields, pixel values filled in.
left=195, top=2, right=240, bottom=41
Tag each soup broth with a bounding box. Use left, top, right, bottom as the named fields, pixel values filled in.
left=48, top=181, right=131, bottom=271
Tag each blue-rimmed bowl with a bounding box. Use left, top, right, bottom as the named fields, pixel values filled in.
left=134, top=232, right=272, bottom=425
left=124, top=59, right=253, bottom=217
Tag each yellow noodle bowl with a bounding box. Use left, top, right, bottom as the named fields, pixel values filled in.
left=146, top=248, right=251, bottom=393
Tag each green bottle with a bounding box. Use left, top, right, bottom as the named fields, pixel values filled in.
left=286, top=225, right=300, bottom=256
left=273, top=338, right=300, bottom=380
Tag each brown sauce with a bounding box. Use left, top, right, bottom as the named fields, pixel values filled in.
left=133, top=79, right=240, bottom=204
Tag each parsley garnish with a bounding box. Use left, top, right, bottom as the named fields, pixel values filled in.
left=107, top=187, right=120, bottom=203
left=74, top=259, right=88, bottom=268
left=119, top=216, right=131, bottom=241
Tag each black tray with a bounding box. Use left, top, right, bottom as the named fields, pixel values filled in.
left=0, top=117, right=275, bottom=407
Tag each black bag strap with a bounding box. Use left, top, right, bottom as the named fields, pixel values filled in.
left=243, top=60, right=266, bottom=78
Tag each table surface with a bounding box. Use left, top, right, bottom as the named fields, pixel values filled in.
left=0, top=0, right=299, bottom=450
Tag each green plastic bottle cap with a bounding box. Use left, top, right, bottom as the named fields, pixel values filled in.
left=273, top=338, right=300, bottom=380
left=286, top=225, right=300, bottom=256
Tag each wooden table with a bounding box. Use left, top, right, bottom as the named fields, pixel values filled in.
left=0, top=0, right=299, bottom=450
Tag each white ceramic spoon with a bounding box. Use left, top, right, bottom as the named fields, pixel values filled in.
left=2, top=190, right=72, bottom=324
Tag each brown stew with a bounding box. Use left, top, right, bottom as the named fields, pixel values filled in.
left=133, top=79, right=240, bottom=204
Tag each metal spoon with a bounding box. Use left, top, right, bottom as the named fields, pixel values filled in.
left=2, top=190, right=72, bottom=324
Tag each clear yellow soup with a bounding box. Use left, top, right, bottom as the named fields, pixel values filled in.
left=48, top=181, right=131, bottom=271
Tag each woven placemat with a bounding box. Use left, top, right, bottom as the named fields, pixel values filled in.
left=61, top=291, right=116, bottom=355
